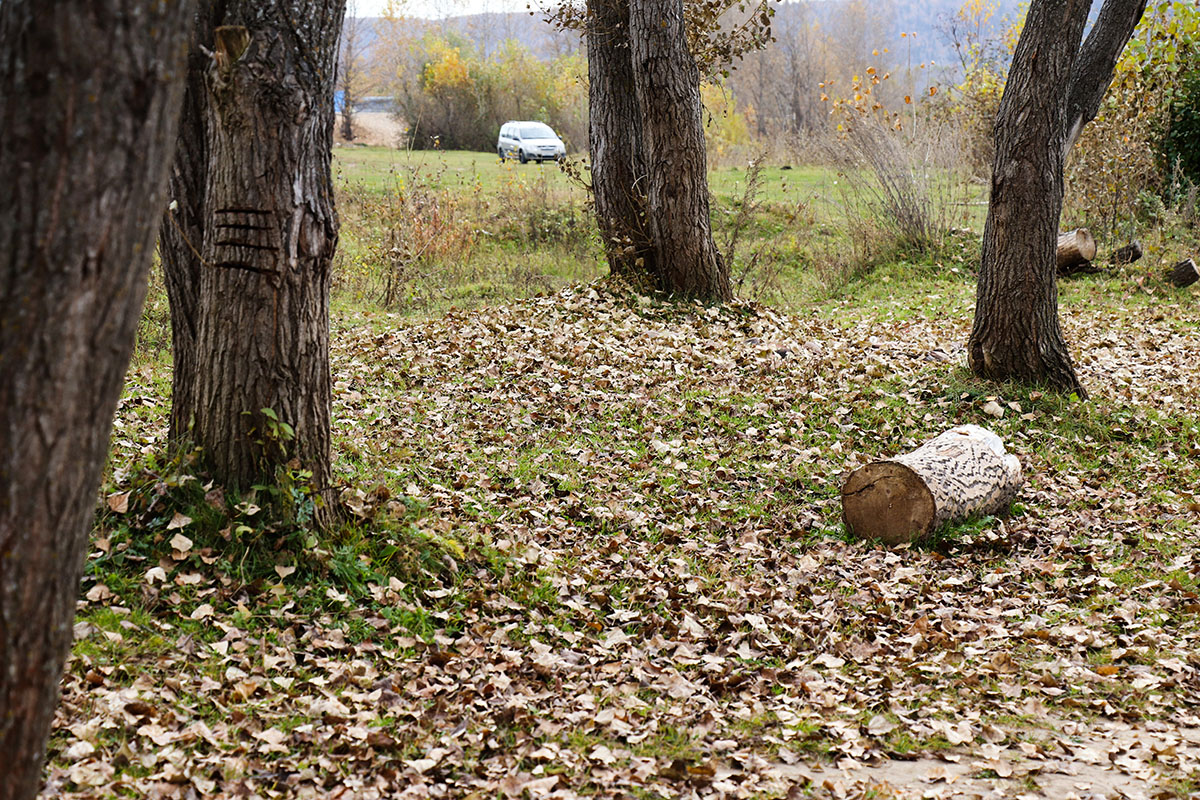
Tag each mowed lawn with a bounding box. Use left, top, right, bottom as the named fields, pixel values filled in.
left=332, top=145, right=839, bottom=207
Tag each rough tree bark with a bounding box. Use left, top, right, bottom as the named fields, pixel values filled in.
left=163, top=0, right=344, bottom=495
left=160, top=1, right=220, bottom=446
left=586, top=0, right=655, bottom=281
left=842, top=426, right=1023, bottom=545
left=629, top=0, right=730, bottom=302
left=0, top=2, right=193, bottom=797
left=967, top=0, right=1148, bottom=397
left=1063, top=0, right=1150, bottom=153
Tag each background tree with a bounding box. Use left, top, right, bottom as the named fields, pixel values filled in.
left=580, top=0, right=770, bottom=301
left=0, top=1, right=193, bottom=797
left=630, top=0, right=729, bottom=300
left=339, top=1, right=368, bottom=141
left=967, top=0, right=1147, bottom=396
left=161, top=0, right=346, bottom=496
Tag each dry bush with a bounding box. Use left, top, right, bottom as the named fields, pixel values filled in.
left=825, top=115, right=973, bottom=257
left=334, top=162, right=595, bottom=313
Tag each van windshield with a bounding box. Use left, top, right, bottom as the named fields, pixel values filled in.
left=519, top=124, right=555, bottom=140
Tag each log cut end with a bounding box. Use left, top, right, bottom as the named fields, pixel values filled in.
left=841, top=461, right=936, bottom=546
left=841, top=425, right=1023, bottom=546
left=1057, top=228, right=1098, bottom=275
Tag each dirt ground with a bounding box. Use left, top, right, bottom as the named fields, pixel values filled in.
left=335, top=111, right=405, bottom=148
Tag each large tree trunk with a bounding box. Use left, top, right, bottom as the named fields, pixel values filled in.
left=968, top=0, right=1094, bottom=397
left=968, top=0, right=1147, bottom=398
left=164, top=0, right=344, bottom=496
left=629, top=0, right=730, bottom=302
left=587, top=0, right=655, bottom=282
left=0, top=2, right=192, bottom=798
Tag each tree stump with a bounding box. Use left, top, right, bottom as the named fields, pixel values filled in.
left=1167, top=258, right=1198, bottom=288
left=1056, top=228, right=1097, bottom=275
left=1110, top=240, right=1143, bottom=266
left=841, top=425, right=1023, bottom=545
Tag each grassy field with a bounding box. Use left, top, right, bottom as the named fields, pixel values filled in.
left=55, top=145, right=1200, bottom=798
left=332, top=145, right=838, bottom=203
left=327, top=146, right=987, bottom=317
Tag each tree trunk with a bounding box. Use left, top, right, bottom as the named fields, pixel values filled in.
left=586, top=0, right=655, bottom=282
left=629, top=0, right=730, bottom=302
left=967, top=0, right=1092, bottom=397
left=1056, top=227, right=1098, bottom=274
left=0, top=2, right=192, bottom=798
left=160, top=1, right=220, bottom=447
left=968, top=0, right=1146, bottom=397
left=164, top=0, right=344, bottom=497
left=1167, top=258, right=1199, bottom=288
left=842, top=425, right=1023, bottom=545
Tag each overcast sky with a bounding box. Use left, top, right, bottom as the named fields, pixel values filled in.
left=351, top=0, right=546, bottom=19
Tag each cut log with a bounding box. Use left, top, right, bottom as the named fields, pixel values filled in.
left=841, top=425, right=1023, bottom=545
left=1110, top=240, right=1143, bottom=266
left=1167, top=258, right=1199, bottom=288
left=1056, top=228, right=1097, bottom=275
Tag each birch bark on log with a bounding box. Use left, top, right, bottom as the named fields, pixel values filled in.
left=841, top=425, right=1023, bottom=545
left=1056, top=228, right=1097, bottom=272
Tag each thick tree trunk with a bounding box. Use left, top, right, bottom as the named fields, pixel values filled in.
left=629, top=0, right=730, bottom=302
left=842, top=426, right=1023, bottom=545
left=968, top=0, right=1092, bottom=397
left=164, top=0, right=344, bottom=496
left=0, top=3, right=192, bottom=798
left=586, top=0, right=655, bottom=282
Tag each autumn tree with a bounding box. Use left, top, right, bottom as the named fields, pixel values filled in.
left=338, top=1, right=368, bottom=141
left=160, top=0, right=345, bottom=497
left=0, top=1, right=193, bottom=797
left=967, top=0, right=1148, bottom=396
left=629, top=0, right=728, bottom=299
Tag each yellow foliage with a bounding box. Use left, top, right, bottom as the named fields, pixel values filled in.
left=423, top=42, right=472, bottom=95
left=700, top=81, right=752, bottom=155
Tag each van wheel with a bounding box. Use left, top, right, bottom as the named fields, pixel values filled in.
left=518, top=150, right=528, bottom=164
left=497, top=147, right=505, bottom=162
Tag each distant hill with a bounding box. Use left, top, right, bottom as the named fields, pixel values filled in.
left=352, top=0, right=1026, bottom=87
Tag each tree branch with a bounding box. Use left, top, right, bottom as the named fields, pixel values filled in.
left=1062, top=0, right=1149, bottom=153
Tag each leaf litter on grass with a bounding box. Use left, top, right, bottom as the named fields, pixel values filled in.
left=51, top=281, right=1200, bottom=799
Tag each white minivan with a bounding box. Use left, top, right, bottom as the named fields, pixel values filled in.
left=498, top=121, right=566, bottom=163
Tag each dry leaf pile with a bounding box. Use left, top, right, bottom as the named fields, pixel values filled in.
left=51, top=281, right=1200, bottom=799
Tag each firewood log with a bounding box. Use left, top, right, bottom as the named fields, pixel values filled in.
left=1110, top=240, right=1143, bottom=266
left=841, top=425, right=1023, bottom=545
left=1167, top=258, right=1198, bottom=288
left=1056, top=228, right=1097, bottom=275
